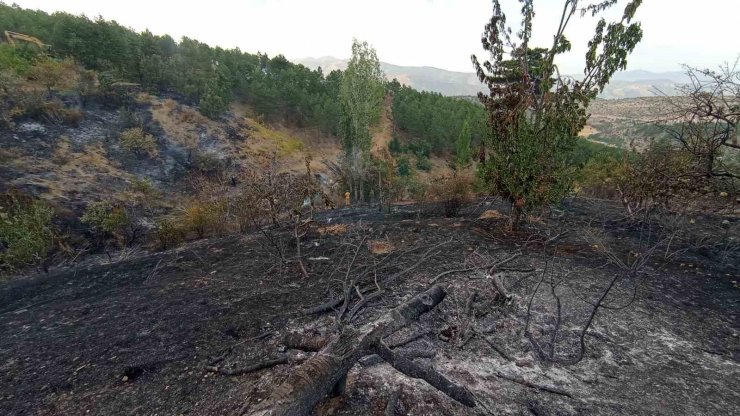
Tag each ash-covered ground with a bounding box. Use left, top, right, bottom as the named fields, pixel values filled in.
left=1, top=199, right=738, bottom=415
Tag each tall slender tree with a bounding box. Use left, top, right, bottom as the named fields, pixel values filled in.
left=339, top=39, right=385, bottom=201
left=455, top=119, right=473, bottom=170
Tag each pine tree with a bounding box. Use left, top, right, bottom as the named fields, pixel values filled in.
left=455, top=119, right=472, bottom=169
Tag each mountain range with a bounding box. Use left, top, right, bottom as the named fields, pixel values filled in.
left=295, top=56, right=689, bottom=99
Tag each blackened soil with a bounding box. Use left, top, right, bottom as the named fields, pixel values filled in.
left=1, top=199, right=738, bottom=415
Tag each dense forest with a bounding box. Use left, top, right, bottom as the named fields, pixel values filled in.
left=389, top=82, right=487, bottom=155
left=0, top=2, right=342, bottom=132
left=0, top=2, right=485, bottom=153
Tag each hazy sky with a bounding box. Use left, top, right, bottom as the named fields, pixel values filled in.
left=8, top=0, right=740, bottom=74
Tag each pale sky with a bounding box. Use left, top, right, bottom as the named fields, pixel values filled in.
left=7, top=0, right=740, bottom=74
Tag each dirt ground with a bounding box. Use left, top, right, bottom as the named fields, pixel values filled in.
left=1, top=199, right=738, bottom=415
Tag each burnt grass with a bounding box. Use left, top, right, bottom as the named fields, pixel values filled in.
left=1, top=198, right=738, bottom=415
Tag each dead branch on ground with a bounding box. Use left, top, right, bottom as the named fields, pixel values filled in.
left=247, top=285, right=475, bottom=416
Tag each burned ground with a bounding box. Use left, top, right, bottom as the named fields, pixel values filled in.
left=0, top=199, right=738, bottom=415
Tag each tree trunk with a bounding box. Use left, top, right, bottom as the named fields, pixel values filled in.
left=248, top=285, right=454, bottom=416
left=510, top=204, right=522, bottom=231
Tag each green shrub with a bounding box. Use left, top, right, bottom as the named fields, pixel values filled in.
left=118, top=107, right=142, bottom=128
left=130, top=177, right=156, bottom=196
left=0, top=44, right=35, bottom=75
left=0, top=191, right=55, bottom=273
left=120, top=127, right=158, bottom=157
left=81, top=201, right=131, bottom=245
left=397, top=157, right=412, bottom=177
left=155, top=218, right=186, bottom=250
left=416, top=156, right=432, bottom=172
left=191, top=151, right=223, bottom=174
left=199, top=89, right=229, bottom=119
left=0, top=69, right=24, bottom=127
left=28, top=58, right=79, bottom=98
left=389, top=135, right=402, bottom=153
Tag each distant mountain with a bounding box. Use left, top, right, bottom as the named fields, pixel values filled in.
left=295, top=56, right=688, bottom=99
left=295, top=56, right=484, bottom=97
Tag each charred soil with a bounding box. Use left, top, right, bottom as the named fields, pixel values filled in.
left=0, top=199, right=738, bottom=415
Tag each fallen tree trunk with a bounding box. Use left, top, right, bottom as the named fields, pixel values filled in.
left=206, top=356, right=289, bottom=376
left=373, top=343, right=476, bottom=407
left=248, top=285, right=473, bottom=415
left=283, top=333, right=329, bottom=352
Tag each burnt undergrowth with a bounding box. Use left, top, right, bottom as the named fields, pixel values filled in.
left=0, top=198, right=737, bottom=415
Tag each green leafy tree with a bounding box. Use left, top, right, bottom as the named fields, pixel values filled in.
left=340, top=39, right=385, bottom=200
left=455, top=119, right=473, bottom=169
left=397, top=156, right=412, bottom=177
left=473, top=0, right=643, bottom=228
left=28, top=58, right=78, bottom=98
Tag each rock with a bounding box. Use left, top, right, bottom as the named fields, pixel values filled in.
left=122, top=375, right=129, bottom=382
left=515, top=357, right=534, bottom=367
left=17, top=122, right=46, bottom=137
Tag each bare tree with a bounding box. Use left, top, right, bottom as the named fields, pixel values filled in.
left=659, top=60, right=740, bottom=180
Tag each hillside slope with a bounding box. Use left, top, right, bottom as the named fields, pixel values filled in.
left=1, top=200, right=737, bottom=415
left=0, top=93, right=344, bottom=231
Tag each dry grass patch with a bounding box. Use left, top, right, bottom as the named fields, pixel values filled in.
left=151, top=98, right=208, bottom=149
left=367, top=239, right=394, bottom=255
left=246, top=118, right=304, bottom=156
left=317, top=223, right=348, bottom=235
left=479, top=209, right=506, bottom=220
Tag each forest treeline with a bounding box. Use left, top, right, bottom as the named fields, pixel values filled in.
left=390, top=82, right=487, bottom=154
left=0, top=2, right=485, bottom=154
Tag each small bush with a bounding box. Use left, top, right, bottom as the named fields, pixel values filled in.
left=180, top=201, right=218, bottom=239
left=81, top=201, right=132, bottom=246
left=428, top=174, right=474, bottom=217
left=117, top=107, right=145, bottom=129
left=155, top=218, right=186, bottom=250
left=120, top=127, right=158, bottom=158
left=0, top=69, right=24, bottom=127
left=389, top=135, right=402, bottom=153
left=191, top=151, right=223, bottom=175
left=61, top=108, right=84, bottom=126
left=0, top=191, right=55, bottom=273
left=130, top=177, right=156, bottom=196
left=416, top=156, right=432, bottom=172
left=397, top=157, right=412, bottom=177
left=28, top=58, right=79, bottom=98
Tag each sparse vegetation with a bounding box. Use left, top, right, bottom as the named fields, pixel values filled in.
left=0, top=191, right=55, bottom=274
left=119, top=127, right=158, bottom=157
left=428, top=173, right=474, bottom=217
left=154, top=217, right=186, bottom=250
left=81, top=201, right=134, bottom=247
